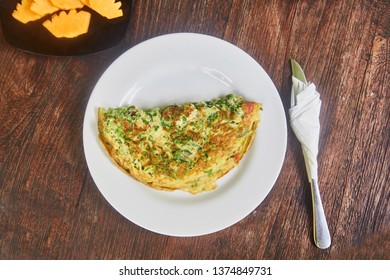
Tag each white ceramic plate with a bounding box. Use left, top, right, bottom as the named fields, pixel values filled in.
left=83, top=33, right=287, bottom=236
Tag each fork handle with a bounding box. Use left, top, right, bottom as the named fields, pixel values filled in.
left=310, top=179, right=331, bottom=249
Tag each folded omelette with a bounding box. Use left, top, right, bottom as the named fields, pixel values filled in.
left=98, top=94, right=261, bottom=194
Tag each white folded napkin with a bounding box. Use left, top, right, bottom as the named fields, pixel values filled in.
left=289, top=77, right=322, bottom=181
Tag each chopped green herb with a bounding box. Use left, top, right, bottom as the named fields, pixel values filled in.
left=204, top=169, right=213, bottom=176
left=207, top=112, right=219, bottom=123
left=161, top=119, right=172, bottom=129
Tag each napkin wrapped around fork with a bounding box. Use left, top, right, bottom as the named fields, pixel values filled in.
left=289, top=77, right=322, bottom=181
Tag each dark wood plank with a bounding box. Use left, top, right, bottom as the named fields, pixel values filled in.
left=0, top=0, right=388, bottom=260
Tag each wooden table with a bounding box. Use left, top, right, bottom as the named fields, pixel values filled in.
left=0, top=0, right=388, bottom=260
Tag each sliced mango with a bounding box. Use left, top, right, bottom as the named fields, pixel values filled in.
left=88, top=0, right=123, bottom=19
left=49, top=0, right=84, bottom=10
left=12, top=0, right=123, bottom=39
left=42, top=9, right=91, bottom=38
left=30, top=0, right=59, bottom=17
left=12, top=0, right=42, bottom=23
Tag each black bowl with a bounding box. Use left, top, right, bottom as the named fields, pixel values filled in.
left=0, top=1, right=131, bottom=56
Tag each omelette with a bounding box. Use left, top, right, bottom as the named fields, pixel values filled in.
left=98, top=94, right=262, bottom=194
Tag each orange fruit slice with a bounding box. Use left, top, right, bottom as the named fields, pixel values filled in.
left=12, top=0, right=42, bottom=23
left=12, top=0, right=123, bottom=39
left=30, top=0, right=59, bottom=17
left=42, top=9, right=91, bottom=38
left=49, top=0, right=84, bottom=10
left=88, top=0, right=123, bottom=19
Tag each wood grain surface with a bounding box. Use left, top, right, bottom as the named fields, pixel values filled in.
left=0, top=0, right=389, bottom=259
